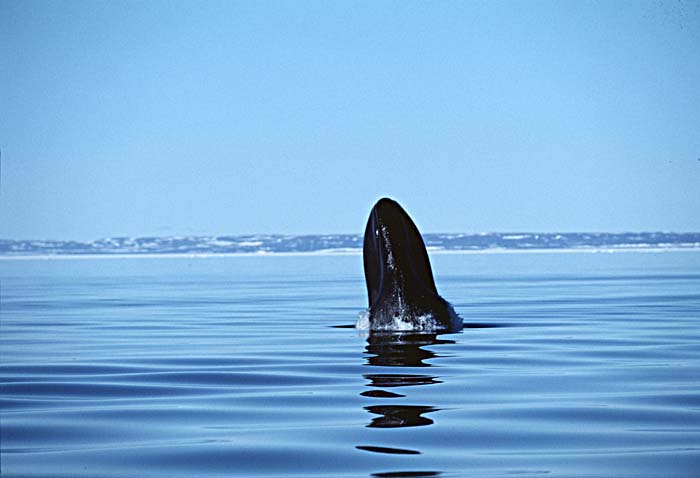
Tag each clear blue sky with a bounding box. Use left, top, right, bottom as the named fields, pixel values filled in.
left=1, top=0, right=699, bottom=240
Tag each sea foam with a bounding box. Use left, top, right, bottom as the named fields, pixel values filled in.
left=355, top=309, right=447, bottom=332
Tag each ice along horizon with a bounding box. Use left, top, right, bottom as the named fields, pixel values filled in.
left=1, top=231, right=699, bottom=257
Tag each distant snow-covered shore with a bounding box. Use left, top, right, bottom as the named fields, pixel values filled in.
left=1, top=232, right=698, bottom=258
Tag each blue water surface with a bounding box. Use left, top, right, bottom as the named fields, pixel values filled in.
left=1, top=251, right=700, bottom=477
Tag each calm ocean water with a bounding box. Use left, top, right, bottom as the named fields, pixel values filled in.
left=1, top=251, right=699, bottom=477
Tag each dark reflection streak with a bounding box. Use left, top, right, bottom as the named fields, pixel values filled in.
left=372, top=472, right=441, bottom=477
left=364, top=333, right=455, bottom=368
left=356, top=445, right=420, bottom=455
left=364, top=374, right=441, bottom=388
left=361, top=390, right=405, bottom=398
left=365, top=405, right=439, bottom=428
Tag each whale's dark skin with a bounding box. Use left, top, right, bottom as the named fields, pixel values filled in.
left=363, top=198, right=462, bottom=332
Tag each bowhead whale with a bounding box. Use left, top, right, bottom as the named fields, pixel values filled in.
left=362, top=198, right=462, bottom=332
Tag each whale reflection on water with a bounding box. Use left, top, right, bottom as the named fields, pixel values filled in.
left=364, top=374, right=441, bottom=386
left=360, top=332, right=452, bottom=433
left=357, top=331, right=455, bottom=476
left=364, top=333, right=455, bottom=367
left=365, top=405, right=440, bottom=428
left=370, top=472, right=440, bottom=478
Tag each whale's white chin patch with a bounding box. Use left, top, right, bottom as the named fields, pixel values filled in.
left=355, top=309, right=446, bottom=333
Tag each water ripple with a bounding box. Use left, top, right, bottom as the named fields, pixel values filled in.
left=2, top=252, right=700, bottom=477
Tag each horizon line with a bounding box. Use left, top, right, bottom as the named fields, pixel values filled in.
left=2, top=230, right=700, bottom=243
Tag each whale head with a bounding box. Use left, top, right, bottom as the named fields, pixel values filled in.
left=362, top=198, right=461, bottom=332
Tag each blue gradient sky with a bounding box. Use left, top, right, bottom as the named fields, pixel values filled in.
left=1, top=1, right=699, bottom=240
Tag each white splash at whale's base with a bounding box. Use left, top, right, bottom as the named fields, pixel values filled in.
left=355, top=309, right=448, bottom=333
